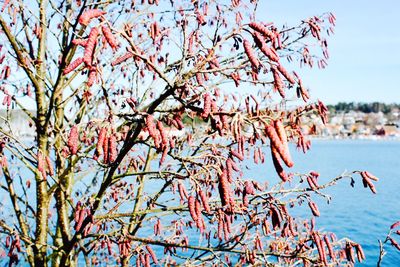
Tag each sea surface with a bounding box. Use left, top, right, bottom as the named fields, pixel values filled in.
left=285, top=139, right=400, bottom=266
left=2, top=140, right=399, bottom=266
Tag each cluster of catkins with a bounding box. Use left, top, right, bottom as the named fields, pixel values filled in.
left=37, top=151, right=54, bottom=179
left=63, top=9, right=119, bottom=87
left=74, top=201, right=99, bottom=237
left=132, top=245, right=159, bottom=267
left=177, top=182, right=211, bottom=234
left=93, top=126, right=118, bottom=164
left=144, top=115, right=177, bottom=166
left=388, top=222, right=400, bottom=251
left=5, top=234, right=21, bottom=266
left=360, top=171, right=379, bottom=194
left=0, top=86, right=13, bottom=107
left=264, top=119, right=294, bottom=182
left=239, top=21, right=317, bottom=100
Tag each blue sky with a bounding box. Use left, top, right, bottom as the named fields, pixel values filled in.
left=258, top=0, right=400, bottom=104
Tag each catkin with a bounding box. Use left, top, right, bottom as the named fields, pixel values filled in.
left=308, top=201, right=320, bottom=217
left=198, top=190, right=211, bottom=213
left=201, top=93, right=211, bottom=118
left=108, top=135, right=117, bottom=163
left=271, top=146, right=288, bottom=181
left=64, top=57, right=83, bottom=74
left=96, top=127, right=107, bottom=155
left=249, top=22, right=275, bottom=40
left=188, top=196, right=198, bottom=221
left=78, top=9, right=106, bottom=26
left=101, top=25, right=119, bottom=50
left=243, top=39, right=260, bottom=70
left=45, top=156, right=54, bottom=176
left=276, top=64, right=295, bottom=84
left=83, top=27, right=99, bottom=66
left=68, top=125, right=79, bottom=155
left=265, top=124, right=294, bottom=167
left=324, top=235, right=335, bottom=259
left=111, top=52, right=134, bottom=66
left=146, top=245, right=159, bottom=265
left=253, top=32, right=279, bottom=62
left=218, top=167, right=231, bottom=207
left=72, top=38, right=88, bottom=47
left=271, top=65, right=285, bottom=98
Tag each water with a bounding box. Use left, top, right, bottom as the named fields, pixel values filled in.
left=2, top=140, right=399, bottom=266
left=287, top=140, right=400, bottom=266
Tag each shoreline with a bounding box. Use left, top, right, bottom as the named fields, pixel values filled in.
left=309, top=135, right=400, bottom=141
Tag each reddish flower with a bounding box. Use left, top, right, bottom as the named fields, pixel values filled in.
left=101, top=25, right=119, bottom=50
left=63, top=57, right=83, bottom=74
left=198, top=190, right=211, bottom=214
left=83, top=27, right=99, bottom=66
left=253, top=32, right=280, bottom=62
left=68, top=125, right=79, bottom=155
left=243, top=39, right=260, bottom=70
left=249, top=22, right=275, bottom=41
left=78, top=9, right=106, bottom=26
left=264, top=124, right=294, bottom=167
left=308, top=201, right=320, bottom=217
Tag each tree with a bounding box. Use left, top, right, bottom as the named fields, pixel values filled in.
left=0, top=1, right=379, bottom=266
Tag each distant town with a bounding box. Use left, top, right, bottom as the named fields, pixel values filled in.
left=1, top=102, right=399, bottom=140
left=312, top=102, right=400, bottom=139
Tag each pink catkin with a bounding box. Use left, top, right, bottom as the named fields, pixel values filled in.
left=201, top=93, right=211, bottom=118
left=198, top=190, right=211, bottom=213
left=45, top=156, right=54, bottom=176
left=218, top=167, right=231, bottom=207
left=249, top=22, right=275, bottom=40
left=243, top=39, right=260, bottom=70
left=271, top=146, right=288, bottom=182
left=78, top=9, right=106, bottom=26
left=230, top=149, right=244, bottom=161
left=178, top=182, right=188, bottom=201
left=313, top=232, right=328, bottom=266
left=360, top=171, right=377, bottom=194
left=276, top=64, right=295, bottom=84
left=307, top=175, right=318, bottom=190
left=111, top=52, right=134, bottom=66
left=72, top=38, right=88, bottom=46
left=1, top=0, right=10, bottom=12
left=108, top=135, right=117, bottom=163
left=308, top=201, right=320, bottom=217
left=363, top=171, right=379, bottom=181
left=37, top=152, right=47, bottom=179
left=195, top=198, right=204, bottom=230
left=145, top=115, right=160, bottom=148
left=390, top=221, right=400, bottom=230
left=188, top=196, right=198, bottom=221
left=156, top=121, right=168, bottom=148
left=265, top=124, right=294, bottom=167
left=252, top=32, right=279, bottom=62
left=64, top=57, right=84, bottom=74
left=355, top=244, right=365, bottom=262
left=274, top=120, right=289, bottom=152
left=87, top=67, right=97, bottom=87
left=101, top=25, right=119, bottom=50
left=144, top=254, right=151, bottom=267
left=324, top=235, right=335, bottom=259
left=96, top=127, right=107, bottom=155
left=225, top=159, right=234, bottom=183
left=271, top=65, right=285, bottom=98
left=83, top=27, right=99, bottom=66
left=103, top=136, right=109, bottom=164
left=146, top=245, right=159, bottom=265
left=68, top=125, right=79, bottom=155
left=270, top=206, right=281, bottom=229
